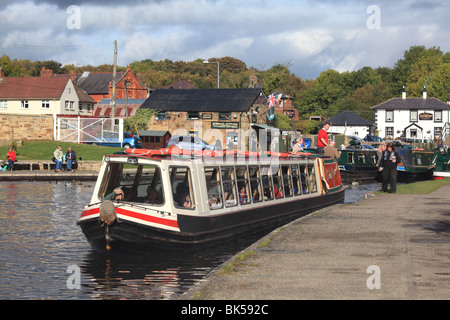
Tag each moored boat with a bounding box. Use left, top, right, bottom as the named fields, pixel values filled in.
left=77, top=148, right=345, bottom=251
left=396, top=147, right=435, bottom=181
left=432, top=146, right=450, bottom=178
left=338, top=148, right=379, bottom=182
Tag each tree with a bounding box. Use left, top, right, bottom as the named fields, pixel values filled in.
left=124, top=108, right=157, bottom=134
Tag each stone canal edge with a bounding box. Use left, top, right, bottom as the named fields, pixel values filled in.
left=181, top=184, right=450, bottom=300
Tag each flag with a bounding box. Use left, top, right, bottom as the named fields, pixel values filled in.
left=267, top=93, right=282, bottom=120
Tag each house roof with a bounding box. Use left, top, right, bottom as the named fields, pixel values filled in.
left=94, top=98, right=145, bottom=117
left=140, top=88, right=266, bottom=112
left=328, top=110, right=373, bottom=126
left=74, top=72, right=127, bottom=95
left=371, top=97, right=449, bottom=110
left=0, top=77, right=70, bottom=99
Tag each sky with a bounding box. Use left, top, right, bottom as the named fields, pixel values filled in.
left=0, top=0, right=449, bottom=79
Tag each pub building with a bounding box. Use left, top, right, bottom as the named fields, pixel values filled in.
left=140, top=88, right=279, bottom=151
left=372, top=86, right=450, bottom=141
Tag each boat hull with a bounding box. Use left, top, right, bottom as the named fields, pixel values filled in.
left=78, top=187, right=345, bottom=251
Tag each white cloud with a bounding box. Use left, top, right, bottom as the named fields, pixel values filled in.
left=0, top=0, right=449, bottom=79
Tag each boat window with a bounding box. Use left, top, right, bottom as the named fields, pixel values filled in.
left=205, top=167, right=223, bottom=210
left=291, top=164, right=301, bottom=196
left=248, top=165, right=262, bottom=203
left=99, top=163, right=164, bottom=205
left=282, top=165, right=292, bottom=197
left=357, top=153, right=365, bottom=164
left=221, top=167, right=237, bottom=207
left=236, top=166, right=250, bottom=205
left=261, top=166, right=273, bottom=201
left=271, top=165, right=283, bottom=199
left=299, top=164, right=310, bottom=194
left=370, top=154, right=377, bottom=165
left=307, top=164, right=317, bottom=193
left=347, top=152, right=354, bottom=164
left=170, top=166, right=194, bottom=209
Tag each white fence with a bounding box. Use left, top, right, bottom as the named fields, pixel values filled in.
left=56, top=116, right=123, bottom=144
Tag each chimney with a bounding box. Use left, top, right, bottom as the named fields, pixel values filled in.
left=69, top=70, right=77, bottom=82
left=40, top=67, right=54, bottom=78
left=0, top=66, right=4, bottom=80
left=423, top=86, right=427, bottom=99
left=402, top=86, right=406, bottom=99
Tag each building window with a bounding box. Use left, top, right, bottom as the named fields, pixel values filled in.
left=386, top=127, right=394, bottom=137
left=42, top=100, right=50, bottom=109
left=434, top=127, right=442, bottom=138
left=155, top=112, right=166, bottom=120
left=65, top=101, right=69, bottom=110
left=0, top=101, right=7, bottom=109
left=434, top=110, right=442, bottom=123
left=386, top=110, right=394, bottom=122
left=21, top=101, right=29, bottom=109
left=410, top=110, right=418, bottom=122
left=187, top=112, right=200, bottom=120
left=219, top=112, right=231, bottom=121
left=70, top=101, right=74, bottom=110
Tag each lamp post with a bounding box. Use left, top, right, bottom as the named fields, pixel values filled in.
left=203, top=60, right=220, bottom=88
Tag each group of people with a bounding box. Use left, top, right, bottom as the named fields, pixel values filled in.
left=53, top=145, right=77, bottom=172
left=317, top=122, right=401, bottom=193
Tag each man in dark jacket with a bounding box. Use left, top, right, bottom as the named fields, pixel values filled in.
left=378, top=142, right=402, bottom=193
left=66, top=147, right=77, bottom=172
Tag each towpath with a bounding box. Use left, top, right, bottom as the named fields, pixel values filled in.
left=182, top=184, right=450, bottom=300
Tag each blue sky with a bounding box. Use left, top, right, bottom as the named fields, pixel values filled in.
left=1, top=0, right=449, bottom=79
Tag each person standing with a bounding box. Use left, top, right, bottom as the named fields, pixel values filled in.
left=292, top=138, right=303, bottom=153
left=324, top=141, right=341, bottom=159
left=66, top=147, right=77, bottom=172
left=378, top=142, right=402, bottom=193
left=53, top=145, right=63, bottom=172
left=6, top=147, right=16, bottom=171
left=317, top=122, right=330, bottom=154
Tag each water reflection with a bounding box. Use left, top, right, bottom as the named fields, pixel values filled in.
left=0, top=180, right=376, bottom=299
left=0, top=181, right=268, bottom=299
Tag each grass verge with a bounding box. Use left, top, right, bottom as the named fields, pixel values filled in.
left=384, top=178, right=450, bottom=194
left=0, top=140, right=123, bottom=161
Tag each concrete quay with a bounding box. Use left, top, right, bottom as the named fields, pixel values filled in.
left=0, top=169, right=99, bottom=181
left=182, top=184, right=450, bottom=300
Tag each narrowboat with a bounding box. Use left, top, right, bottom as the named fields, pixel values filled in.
left=338, top=149, right=379, bottom=182
left=77, top=148, right=345, bottom=251
left=396, top=147, right=435, bottom=181
left=432, top=146, right=450, bottom=178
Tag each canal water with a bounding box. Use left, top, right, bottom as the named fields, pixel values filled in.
left=0, top=180, right=378, bottom=300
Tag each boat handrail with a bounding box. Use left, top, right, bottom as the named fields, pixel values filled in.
left=122, top=147, right=325, bottom=160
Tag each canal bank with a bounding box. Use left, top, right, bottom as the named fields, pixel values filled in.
left=0, top=170, right=99, bottom=181
left=182, top=183, right=450, bottom=300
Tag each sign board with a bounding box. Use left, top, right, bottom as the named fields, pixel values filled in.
left=419, top=112, right=433, bottom=120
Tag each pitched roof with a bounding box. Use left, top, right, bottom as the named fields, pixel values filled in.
left=141, top=88, right=266, bottom=112
left=328, top=110, right=373, bottom=126
left=0, top=77, right=69, bottom=99
left=94, top=99, right=145, bottom=117
left=371, top=97, right=449, bottom=110
left=75, top=72, right=127, bottom=95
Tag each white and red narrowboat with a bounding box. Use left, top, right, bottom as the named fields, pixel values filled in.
left=77, top=148, right=345, bottom=251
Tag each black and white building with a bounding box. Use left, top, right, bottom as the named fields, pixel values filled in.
left=371, top=87, right=450, bottom=141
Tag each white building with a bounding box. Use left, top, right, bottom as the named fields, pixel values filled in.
left=0, top=67, right=95, bottom=116
left=327, top=110, right=373, bottom=139
left=371, top=87, right=450, bottom=141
